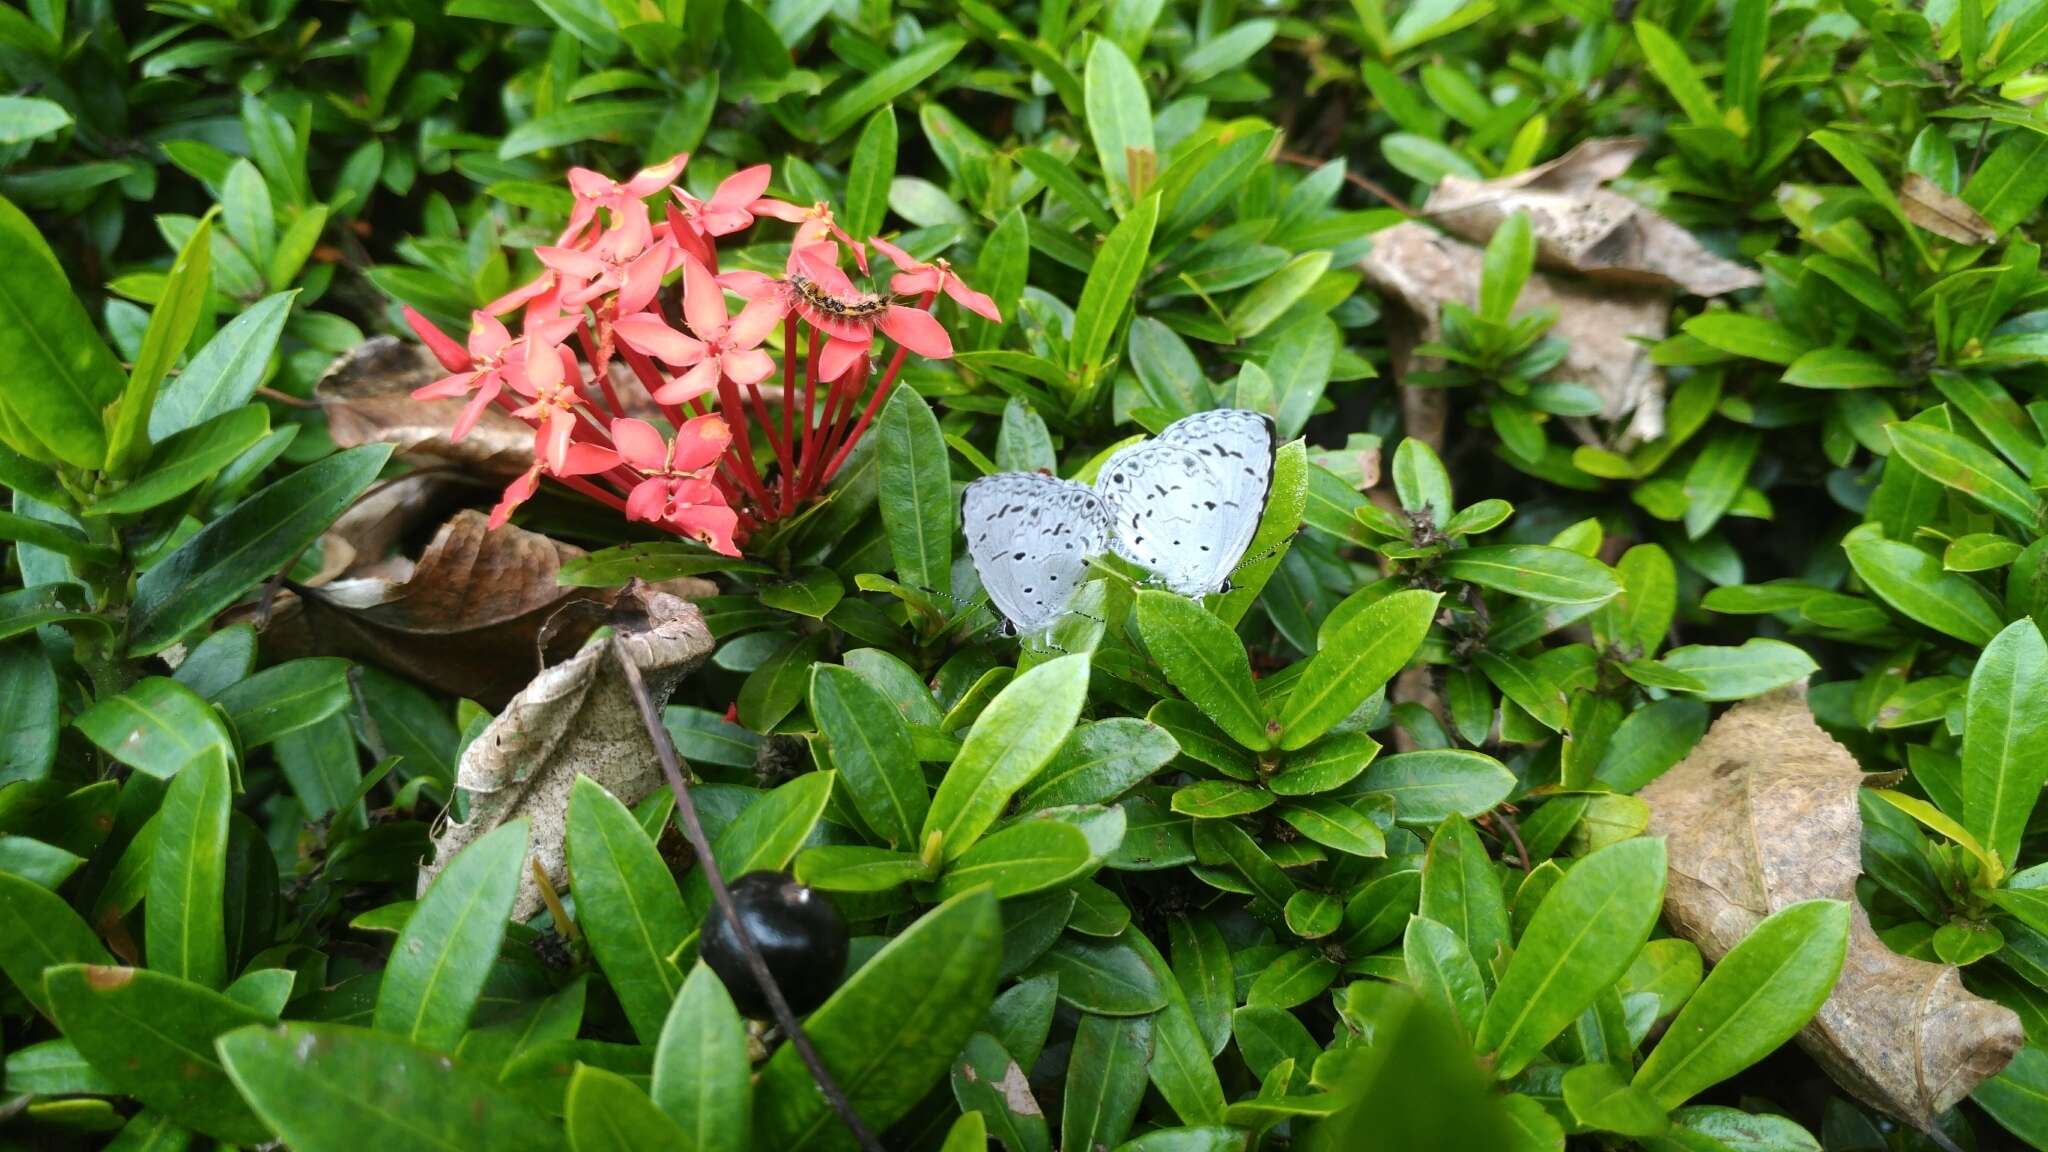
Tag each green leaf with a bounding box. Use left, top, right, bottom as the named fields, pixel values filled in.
left=567, top=1064, right=690, bottom=1152
left=74, top=676, right=236, bottom=779
left=218, top=1021, right=568, bottom=1152
left=1063, top=1013, right=1151, bottom=1152
left=146, top=747, right=231, bottom=989
left=1474, top=652, right=1566, bottom=732
left=1963, top=620, right=2048, bottom=872
left=0, top=869, right=111, bottom=1016
left=129, top=444, right=393, bottom=656
left=1844, top=535, right=2004, bottom=645
left=811, top=665, right=926, bottom=849
left=559, top=541, right=774, bottom=586
left=1270, top=730, right=1379, bottom=796
left=950, top=1031, right=1048, bottom=1151
left=1681, top=314, right=1810, bottom=365
left=876, top=385, right=951, bottom=596
left=1633, top=900, right=1850, bottom=1107
left=1562, top=1062, right=1669, bottom=1137
left=374, top=819, right=527, bottom=1050
left=92, top=405, right=271, bottom=516
left=1028, top=933, right=1168, bottom=1015
left=568, top=777, right=687, bottom=1045
left=1279, top=588, right=1439, bottom=750
left=0, top=195, right=124, bottom=468
left=1421, top=816, right=1511, bottom=988
left=108, top=215, right=211, bottom=477
left=841, top=107, right=897, bottom=245
left=815, top=32, right=965, bottom=140
left=753, top=889, right=1001, bottom=1151
left=1069, top=193, right=1159, bottom=390
left=0, top=95, right=70, bottom=144
left=795, top=845, right=931, bottom=892
left=1439, top=545, right=1621, bottom=605
left=1975, top=1044, right=2048, bottom=1148
left=1138, top=590, right=1270, bottom=749
left=1660, top=639, right=1821, bottom=702
left=1404, top=915, right=1486, bottom=1042
left=939, top=819, right=1093, bottom=898
left=923, top=654, right=1090, bottom=862
left=0, top=637, right=58, bottom=783
left=212, top=656, right=348, bottom=747
left=682, top=772, right=834, bottom=918
left=499, top=100, right=665, bottom=158
left=1084, top=38, right=1153, bottom=211
left=1886, top=421, right=2040, bottom=530
left=1276, top=797, right=1385, bottom=857
left=1476, top=837, right=1668, bottom=1079
left=1359, top=749, right=1517, bottom=824
left=1019, top=718, right=1179, bottom=809
left=1680, top=429, right=1760, bottom=540
left=651, top=963, right=750, bottom=1152
left=1393, top=437, right=1455, bottom=525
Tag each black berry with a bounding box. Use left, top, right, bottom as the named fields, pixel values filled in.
left=699, top=871, right=850, bottom=1018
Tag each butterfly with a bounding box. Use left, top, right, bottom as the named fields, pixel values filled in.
left=960, top=409, right=1277, bottom=637
left=960, top=471, right=1113, bottom=639
left=1095, top=409, right=1277, bottom=598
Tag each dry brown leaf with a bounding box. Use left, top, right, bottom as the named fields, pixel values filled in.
left=1425, top=137, right=1763, bottom=297
left=1641, top=687, right=2022, bottom=1131
left=1900, top=173, right=1999, bottom=246
left=317, top=336, right=536, bottom=479
left=249, top=475, right=627, bottom=708
left=1359, top=221, right=1671, bottom=442
left=420, top=582, right=716, bottom=919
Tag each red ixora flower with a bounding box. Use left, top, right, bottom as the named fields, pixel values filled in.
left=400, top=154, right=995, bottom=551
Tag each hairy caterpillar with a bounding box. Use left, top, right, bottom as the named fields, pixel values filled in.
left=787, top=272, right=890, bottom=341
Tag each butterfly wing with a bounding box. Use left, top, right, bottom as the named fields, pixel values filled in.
left=1097, top=409, right=1276, bottom=597
left=1159, top=409, right=1276, bottom=577
left=961, top=473, right=1111, bottom=637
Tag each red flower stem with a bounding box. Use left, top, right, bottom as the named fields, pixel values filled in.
left=716, top=377, right=776, bottom=513
left=781, top=317, right=799, bottom=515
left=555, top=474, right=631, bottom=515
left=799, top=330, right=825, bottom=499
left=808, top=359, right=859, bottom=496
left=617, top=342, right=693, bottom=430
left=747, top=366, right=794, bottom=512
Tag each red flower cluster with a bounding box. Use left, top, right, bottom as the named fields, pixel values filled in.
left=403, top=154, right=998, bottom=557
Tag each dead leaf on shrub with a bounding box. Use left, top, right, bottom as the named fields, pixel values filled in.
left=1641, top=687, right=2022, bottom=1131
left=1359, top=221, right=1670, bottom=442
left=1899, top=173, right=1998, bottom=246
left=316, top=336, right=535, bottom=479
left=421, top=582, right=716, bottom=919
left=1424, top=137, right=1763, bottom=297
left=246, top=474, right=629, bottom=708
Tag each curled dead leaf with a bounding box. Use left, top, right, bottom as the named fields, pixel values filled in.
left=1900, top=173, right=1999, bottom=247
left=1641, top=687, right=2022, bottom=1131
left=1359, top=221, right=1670, bottom=442
left=421, top=582, right=716, bottom=919
left=317, top=336, right=535, bottom=479
left=1424, top=138, right=1763, bottom=297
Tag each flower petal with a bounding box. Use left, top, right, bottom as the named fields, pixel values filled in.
left=727, top=292, right=788, bottom=349
left=405, top=307, right=472, bottom=372
left=670, top=414, right=731, bottom=472
left=558, top=441, right=622, bottom=477
left=879, top=305, right=953, bottom=358
left=609, top=417, right=668, bottom=470
left=946, top=279, right=1002, bottom=323
left=625, top=477, right=667, bottom=522
left=654, top=357, right=721, bottom=405
left=681, top=255, right=729, bottom=338
left=450, top=375, right=504, bottom=440
left=488, top=467, right=542, bottom=530
left=412, top=369, right=481, bottom=400
left=613, top=313, right=706, bottom=367
left=616, top=242, right=676, bottom=316
left=622, top=153, right=689, bottom=197
left=868, top=234, right=923, bottom=275
left=722, top=347, right=777, bottom=386
left=535, top=246, right=607, bottom=279
left=670, top=502, right=741, bottom=557
left=819, top=336, right=868, bottom=382
left=711, top=164, right=773, bottom=210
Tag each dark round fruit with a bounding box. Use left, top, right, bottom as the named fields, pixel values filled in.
left=699, top=871, right=850, bottom=1019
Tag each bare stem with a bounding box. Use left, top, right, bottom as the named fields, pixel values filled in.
left=618, top=660, right=886, bottom=1152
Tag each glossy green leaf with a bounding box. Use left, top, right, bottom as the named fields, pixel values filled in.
left=212, top=656, right=349, bottom=747
left=374, top=818, right=526, bottom=1050
left=810, top=665, right=926, bottom=849
left=1278, top=588, right=1439, bottom=750
left=567, top=1064, right=690, bottom=1152
left=1476, top=837, right=1667, bottom=1078
left=1359, top=749, right=1515, bottom=824
left=74, top=676, right=234, bottom=779
left=1633, top=900, right=1850, bottom=1107
left=218, top=1021, right=567, bottom=1152
left=938, top=819, right=1093, bottom=898
left=1026, top=932, right=1167, bottom=1016
left=0, top=868, right=111, bottom=1015
left=682, top=771, right=834, bottom=918
left=876, top=385, right=951, bottom=597
left=1138, top=590, right=1270, bottom=749
left=1963, top=619, right=2048, bottom=871
left=1844, top=535, right=2003, bottom=646
left=1064, top=1012, right=1151, bottom=1152
left=1421, top=816, right=1511, bottom=987
left=1439, top=545, right=1621, bottom=605
left=129, top=445, right=393, bottom=656
left=923, top=654, right=1090, bottom=862
left=568, top=777, right=687, bottom=1044
left=107, top=214, right=210, bottom=477
left=651, top=963, right=750, bottom=1152
left=0, top=195, right=124, bottom=468
left=146, top=747, right=230, bottom=989
left=753, top=889, right=1000, bottom=1151
left=1070, top=193, right=1159, bottom=388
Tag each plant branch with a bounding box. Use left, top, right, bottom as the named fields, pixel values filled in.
left=619, top=660, right=885, bottom=1152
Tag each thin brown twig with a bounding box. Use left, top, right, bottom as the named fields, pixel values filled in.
left=1491, top=807, right=1533, bottom=874
left=619, top=660, right=886, bottom=1152
left=1274, top=148, right=1413, bottom=215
